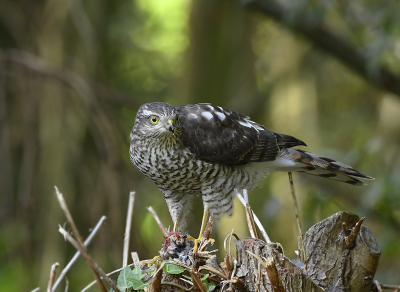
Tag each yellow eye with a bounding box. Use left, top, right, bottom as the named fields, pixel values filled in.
left=150, top=116, right=159, bottom=124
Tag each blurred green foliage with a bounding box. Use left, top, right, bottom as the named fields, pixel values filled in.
left=0, top=0, right=399, bottom=290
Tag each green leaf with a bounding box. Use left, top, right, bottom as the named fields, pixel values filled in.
left=163, top=263, right=185, bottom=274
left=200, top=273, right=209, bottom=281
left=182, top=274, right=192, bottom=280
left=131, top=266, right=146, bottom=280
left=203, top=281, right=216, bottom=291
left=117, top=266, right=135, bottom=290
left=146, top=266, right=155, bottom=274
left=200, top=273, right=216, bottom=291
left=127, top=278, right=149, bottom=290
left=117, top=266, right=149, bottom=291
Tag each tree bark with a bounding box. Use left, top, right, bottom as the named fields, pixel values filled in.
left=234, top=211, right=380, bottom=292
left=304, top=212, right=381, bottom=292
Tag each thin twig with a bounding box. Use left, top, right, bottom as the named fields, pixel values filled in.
left=58, top=226, right=121, bottom=292
left=191, top=271, right=207, bottom=292
left=123, top=191, right=136, bottom=268
left=344, top=217, right=365, bottom=249
left=375, top=280, right=383, bottom=292
left=55, top=186, right=84, bottom=244
left=53, top=216, right=107, bottom=292
left=256, top=261, right=261, bottom=286
left=47, top=263, right=59, bottom=292
left=149, top=261, right=165, bottom=292
left=198, top=265, right=228, bottom=280
left=242, top=190, right=259, bottom=238
left=147, top=206, right=168, bottom=237
left=288, top=173, right=307, bottom=271
left=161, top=282, right=192, bottom=291
left=64, top=278, right=69, bottom=292
left=236, top=191, right=271, bottom=243
left=31, top=288, right=40, bottom=292
left=131, top=252, right=140, bottom=267
left=380, top=283, right=400, bottom=291
left=243, top=189, right=249, bottom=204
left=201, top=213, right=214, bottom=241
left=246, top=204, right=259, bottom=239
left=246, top=251, right=267, bottom=269
left=54, top=186, right=109, bottom=292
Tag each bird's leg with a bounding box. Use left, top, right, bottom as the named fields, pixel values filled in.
left=140, top=255, right=161, bottom=266
left=173, top=221, right=179, bottom=232
left=193, top=203, right=209, bottom=254
left=165, top=195, right=184, bottom=232
left=198, top=203, right=209, bottom=239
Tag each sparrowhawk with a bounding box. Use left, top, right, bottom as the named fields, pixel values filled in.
left=130, top=102, right=373, bottom=230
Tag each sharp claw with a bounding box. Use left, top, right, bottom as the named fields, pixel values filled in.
left=193, top=239, right=200, bottom=255
left=140, top=255, right=160, bottom=266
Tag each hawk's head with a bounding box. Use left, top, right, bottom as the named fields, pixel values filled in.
left=132, top=102, right=180, bottom=142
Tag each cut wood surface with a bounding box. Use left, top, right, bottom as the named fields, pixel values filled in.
left=304, top=211, right=381, bottom=292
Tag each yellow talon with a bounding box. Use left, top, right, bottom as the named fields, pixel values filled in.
left=140, top=255, right=160, bottom=266
left=173, top=221, right=178, bottom=232
left=193, top=204, right=210, bottom=254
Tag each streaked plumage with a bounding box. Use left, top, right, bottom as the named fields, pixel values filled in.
left=130, top=102, right=373, bottom=229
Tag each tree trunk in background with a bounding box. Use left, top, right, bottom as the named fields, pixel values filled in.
left=182, top=0, right=262, bottom=114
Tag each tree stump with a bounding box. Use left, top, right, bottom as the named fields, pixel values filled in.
left=235, top=211, right=381, bottom=292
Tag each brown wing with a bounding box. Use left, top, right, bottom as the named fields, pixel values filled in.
left=176, top=104, right=304, bottom=165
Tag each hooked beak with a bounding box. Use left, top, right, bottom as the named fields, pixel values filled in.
left=166, top=119, right=175, bottom=134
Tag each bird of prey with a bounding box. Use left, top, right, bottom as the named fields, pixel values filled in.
left=130, top=102, right=373, bottom=233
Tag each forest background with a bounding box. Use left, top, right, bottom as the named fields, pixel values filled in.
left=1, top=0, right=400, bottom=290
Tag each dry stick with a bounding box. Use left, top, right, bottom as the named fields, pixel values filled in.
left=54, top=187, right=110, bottom=292
left=236, top=191, right=271, bottom=243
left=375, top=280, right=383, bottom=292
left=31, top=288, right=40, bottom=292
left=131, top=252, right=140, bottom=267
left=47, top=263, right=59, bottom=292
left=246, top=204, right=259, bottom=239
left=344, top=217, right=365, bottom=249
left=380, top=283, right=400, bottom=291
left=81, top=263, right=135, bottom=292
left=242, top=190, right=259, bottom=239
left=58, top=226, right=121, bottom=292
left=147, top=206, right=168, bottom=237
left=149, top=261, right=166, bottom=292
left=191, top=271, right=208, bottom=292
left=64, top=279, right=69, bottom=292
left=287, top=173, right=307, bottom=271
left=123, top=191, right=136, bottom=268
left=52, top=216, right=107, bottom=292
left=161, top=282, right=192, bottom=291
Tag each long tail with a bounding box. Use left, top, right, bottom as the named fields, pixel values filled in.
left=275, top=148, right=374, bottom=186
